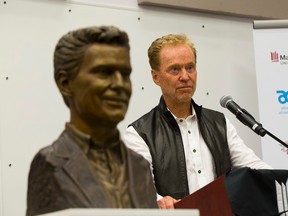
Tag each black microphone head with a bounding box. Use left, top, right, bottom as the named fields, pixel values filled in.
left=220, top=95, right=233, bottom=108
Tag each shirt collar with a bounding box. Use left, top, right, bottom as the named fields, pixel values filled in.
left=168, top=105, right=196, bottom=121
left=65, top=123, right=121, bottom=154
left=65, top=123, right=91, bottom=154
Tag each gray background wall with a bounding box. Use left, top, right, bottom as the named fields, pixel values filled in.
left=0, top=0, right=271, bottom=215
left=138, top=0, right=288, bottom=19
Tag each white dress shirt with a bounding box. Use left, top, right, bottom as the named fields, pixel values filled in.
left=123, top=107, right=272, bottom=199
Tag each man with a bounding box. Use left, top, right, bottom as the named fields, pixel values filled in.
left=123, top=34, right=271, bottom=209
left=26, top=26, right=158, bottom=216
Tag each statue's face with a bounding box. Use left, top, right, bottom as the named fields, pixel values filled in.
left=69, top=44, right=132, bottom=128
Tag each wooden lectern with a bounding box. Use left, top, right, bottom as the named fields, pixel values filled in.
left=175, top=168, right=288, bottom=216
left=175, top=175, right=234, bottom=216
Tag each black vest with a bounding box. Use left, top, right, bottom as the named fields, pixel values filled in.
left=130, top=97, right=232, bottom=199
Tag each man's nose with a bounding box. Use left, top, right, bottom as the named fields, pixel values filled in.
left=179, top=68, right=189, bottom=80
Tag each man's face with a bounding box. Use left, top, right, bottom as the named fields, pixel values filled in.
left=152, top=44, right=197, bottom=106
left=69, top=44, right=132, bottom=128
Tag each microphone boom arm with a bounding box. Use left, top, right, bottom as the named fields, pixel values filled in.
left=241, top=108, right=288, bottom=149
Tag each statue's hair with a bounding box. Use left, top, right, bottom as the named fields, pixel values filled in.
left=54, top=26, right=130, bottom=81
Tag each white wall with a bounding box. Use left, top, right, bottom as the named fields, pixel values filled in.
left=0, top=0, right=264, bottom=215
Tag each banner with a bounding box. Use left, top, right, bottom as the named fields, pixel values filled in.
left=253, top=20, right=288, bottom=169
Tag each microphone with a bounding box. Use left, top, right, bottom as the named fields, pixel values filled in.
left=220, top=95, right=266, bottom=136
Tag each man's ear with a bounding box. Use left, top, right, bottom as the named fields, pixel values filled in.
left=151, top=69, right=160, bottom=86
left=55, top=70, right=72, bottom=97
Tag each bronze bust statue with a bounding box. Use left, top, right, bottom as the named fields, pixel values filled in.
left=26, top=26, right=158, bottom=216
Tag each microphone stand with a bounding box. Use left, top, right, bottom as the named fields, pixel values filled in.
left=263, top=130, right=288, bottom=149
left=242, top=109, right=288, bottom=149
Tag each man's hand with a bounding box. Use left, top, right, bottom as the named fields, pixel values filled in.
left=157, top=196, right=181, bottom=209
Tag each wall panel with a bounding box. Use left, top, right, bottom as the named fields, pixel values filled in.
left=0, top=0, right=262, bottom=215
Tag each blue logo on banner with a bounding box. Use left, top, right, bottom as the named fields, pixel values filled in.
left=276, top=90, right=288, bottom=104
left=276, top=90, right=288, bottom=115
